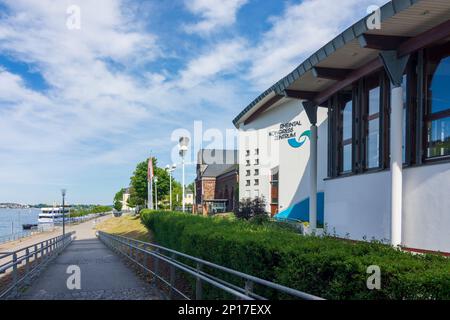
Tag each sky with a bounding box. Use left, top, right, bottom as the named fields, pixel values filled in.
left=0, top=0, right=388, bottom=205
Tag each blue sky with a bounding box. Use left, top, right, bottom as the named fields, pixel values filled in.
left=0, top=0, right=387, bottom=205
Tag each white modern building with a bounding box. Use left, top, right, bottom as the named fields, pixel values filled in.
left=233, top=0, right=450, bottom=254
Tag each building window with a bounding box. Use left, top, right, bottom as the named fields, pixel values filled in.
left=255, top=148, right=259, bottom=155
left=340, top=91, right=353, bottom=173
left=254, top=179, right=259, bottom=186
left=365, top=74, right=381, bottom=169
left=254, top=190, right=259, bottom=197
left=254, top=159, right=259, bottom=165
left=246, top=170, right=250, bottom=176
left=425, top=43, right=450, bottom=160
left=245, top=180, right=250, bottom=186
left=246, top=160, right=250, bottom=166
left=245, top=150, right=250, bottom=157
left=254, top=169, right=259, bottom=176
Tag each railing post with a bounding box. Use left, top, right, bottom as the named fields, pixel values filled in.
left=152, top=248, right=159, bottom=289
left=25, top=248, right=30, bottom=285
left=40, top=242, right=44, bottom=259
left=169, top=253, right=176, bottom=299
left=196, top=262, right=203, bottom=300
left=143, top=244, right=148, bottom=269
left=245, top=280, right=254, bottom=298
left=12, top=252, right=18, bottom=296
left=34, top=244, right=38, bottom=260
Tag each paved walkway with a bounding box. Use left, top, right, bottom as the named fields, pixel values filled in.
left=19, top=217, right=158, bottom=300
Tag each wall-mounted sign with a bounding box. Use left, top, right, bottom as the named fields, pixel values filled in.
left=268, top=120, right=302, bottom=141
left=288, top=130, right=311, bottom=148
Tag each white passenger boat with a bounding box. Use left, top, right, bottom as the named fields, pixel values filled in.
left=38, top=207, right=70, bottom=224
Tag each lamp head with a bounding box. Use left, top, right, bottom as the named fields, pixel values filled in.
left=61, top=189, right=66, bottom=197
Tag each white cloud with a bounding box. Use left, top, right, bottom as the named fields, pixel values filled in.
left=178, top=38, right=249, bottom=88
left=247, top=0, right=389, bottom=90
left=184, top=0, right=248, bottom=34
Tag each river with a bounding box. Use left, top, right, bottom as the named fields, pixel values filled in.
left=0, top=208, right=40, bottom=237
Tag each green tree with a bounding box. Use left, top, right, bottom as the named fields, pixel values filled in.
left=129, top=160, right=149, bottom=207
left=128, top=157, right=176, bottom=209
left=113, top=189, right=125, bottom=211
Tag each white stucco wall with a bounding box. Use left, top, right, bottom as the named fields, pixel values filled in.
left=324, top=172, right=391, bottom=241
left=278, top=107, right=328, bottom=213
left=237, top=99, right=450, bottom=253
left=238, top=98, right=327, bottom=214
left=403, top=162, right=450, bottom=252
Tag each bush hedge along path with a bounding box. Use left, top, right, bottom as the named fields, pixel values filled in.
left=140, top=210, right=450, bottom=300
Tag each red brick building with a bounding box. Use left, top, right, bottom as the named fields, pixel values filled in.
left=195, top=149, right=239, bottom=215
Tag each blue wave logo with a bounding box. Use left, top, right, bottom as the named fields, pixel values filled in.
left=288, top=130, right=311, bottom=148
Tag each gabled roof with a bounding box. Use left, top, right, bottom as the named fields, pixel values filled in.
left=203, top=163, right=238, bottom=178
left=197, top=149, right=239, bottom=179
left=233, top=0, right=450, bottom=127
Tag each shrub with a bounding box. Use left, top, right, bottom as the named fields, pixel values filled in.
left=236, top=196, right=268, bottom=220
left=140, top=210, right=450, bottom=300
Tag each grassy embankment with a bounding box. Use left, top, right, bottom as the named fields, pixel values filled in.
left=96, top=214, right=152, bottom=242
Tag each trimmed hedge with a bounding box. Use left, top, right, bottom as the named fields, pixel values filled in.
left=141, top=210, right=450, bottom=300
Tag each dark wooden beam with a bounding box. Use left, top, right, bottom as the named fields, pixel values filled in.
left=398, top=19, right=450, bottom=57
left=312, top=67, right=352, bottom=81
left=358, top=34, right=410, bottom=50
left=283, top=89, right=318, bottom=101
left=302, top=101, right=318, bottom=125
left=314, top=58, right=383, bottom=105
left=243, top=95, right=283, bottom=125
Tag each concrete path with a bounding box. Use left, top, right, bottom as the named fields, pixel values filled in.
left=19, top=217, right=158, bottom=300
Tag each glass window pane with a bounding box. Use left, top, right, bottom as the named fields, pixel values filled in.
left=341, top=96, right=352, bottom=173
left=367, top=85, right=380, bottom=168
left=343, top=144, right=352, bottom=172
left=426, top=116, right=450, bottom=158
left=343, top=100, right=352, bottom=140
left=428, top=56, right=450, bottom=114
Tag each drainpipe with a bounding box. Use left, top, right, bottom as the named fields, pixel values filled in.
left=309, top=124, right=318, bottom=230
left=390, top=84, right=403, bottom=247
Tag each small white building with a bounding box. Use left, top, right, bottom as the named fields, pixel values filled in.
left=122, top=188, right=131, bottom=212
left=233, top=0, right=450, bottom=254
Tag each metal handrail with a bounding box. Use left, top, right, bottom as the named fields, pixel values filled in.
left=97, top=231, right=323, bottom=300
left=0, top=228, right=46, bottom=245
left=0, top=231, right=75, bottom=299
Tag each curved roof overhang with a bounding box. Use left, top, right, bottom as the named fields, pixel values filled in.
left=233, top=0, right=450, bottom=128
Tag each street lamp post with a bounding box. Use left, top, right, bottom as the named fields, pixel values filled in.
left=166, top=164, right=176, bottom=211
left=154, top=176, right=158, bottom=211
left=61, top=189, right=66, bottom=236
left=178, top=137, right=189, bottom=213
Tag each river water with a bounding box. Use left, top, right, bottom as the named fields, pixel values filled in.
left=0, top=208, right=40, bottom=238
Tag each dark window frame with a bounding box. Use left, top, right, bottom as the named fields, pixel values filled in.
left=327, top=67, right=417, bottom=178
left=423, top=42, right=450, bottom=162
